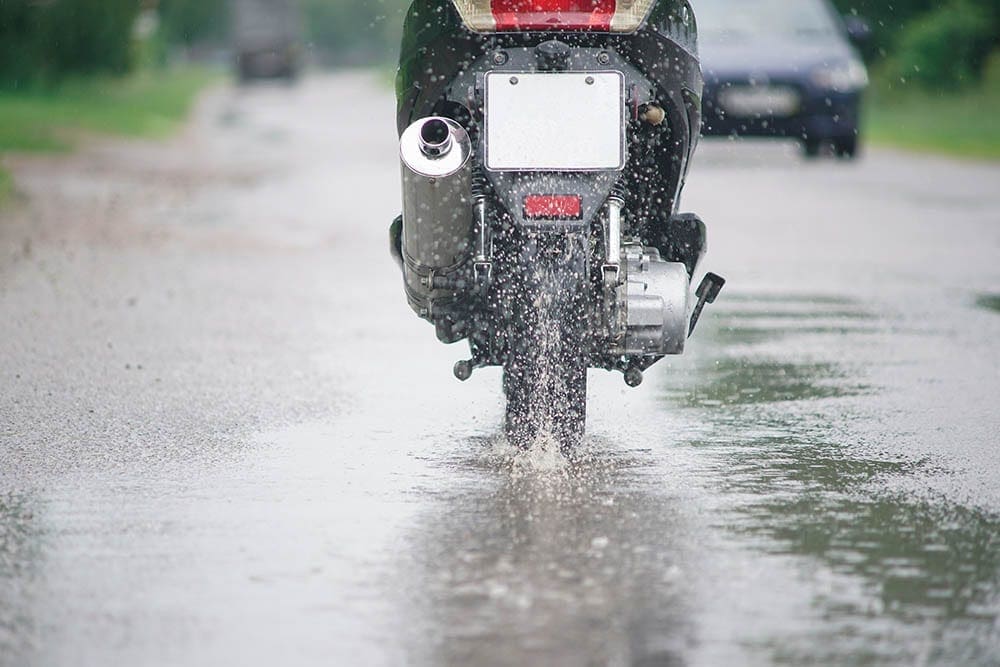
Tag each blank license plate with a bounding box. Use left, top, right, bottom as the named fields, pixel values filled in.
left=485, top=72, right=624, bottom=171
left=719, top=86, right=801, bottom=118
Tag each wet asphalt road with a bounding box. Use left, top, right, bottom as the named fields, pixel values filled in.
left=1, top=72, right=999, bottom=666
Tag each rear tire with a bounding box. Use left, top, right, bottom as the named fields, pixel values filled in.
left=502, top=233, right=590, bottom=451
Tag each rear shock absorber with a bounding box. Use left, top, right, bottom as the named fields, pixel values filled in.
left=453, top=166, right=493, bottom=382
left=602, top=181, right=627, bottom=343
left=471, top=166, right=492, bottom=282
left=604, top=181, right=627, bottom=283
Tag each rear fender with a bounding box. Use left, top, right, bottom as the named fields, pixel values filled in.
left=488, top=171, right=618, bottom=231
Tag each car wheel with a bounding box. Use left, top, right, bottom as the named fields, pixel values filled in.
left=834, top=135, right=860, bottom=160
left=237, top=56, right=255, bottom=85
left=802, top=138, right=822, bottom=159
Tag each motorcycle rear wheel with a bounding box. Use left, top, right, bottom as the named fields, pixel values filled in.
left=502, top=233, right=590, bottom=451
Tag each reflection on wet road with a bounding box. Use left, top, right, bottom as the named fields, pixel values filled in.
left=657, top=293, right=1000, bottom=664
left=1, top=73, right=998, bottom=665
left=979, top=294, right=1000, bottom=314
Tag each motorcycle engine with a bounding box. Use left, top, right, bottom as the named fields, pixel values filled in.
left=618, top=244, right=691, bottom=357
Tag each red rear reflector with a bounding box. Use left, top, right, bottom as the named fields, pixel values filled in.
left=492, top=0, right=616, bottom=31
left=524, top=195, right=583, bottom=220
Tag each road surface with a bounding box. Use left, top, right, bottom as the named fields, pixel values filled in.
left=1, top=72, right=999, bottom=666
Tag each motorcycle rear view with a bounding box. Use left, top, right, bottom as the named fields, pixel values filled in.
left=391, top=0, right=725, bottom=449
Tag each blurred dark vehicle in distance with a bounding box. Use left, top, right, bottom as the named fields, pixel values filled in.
left=233, top=0, right=302, bottom=82
left=697, top=0, right=870, bottom=158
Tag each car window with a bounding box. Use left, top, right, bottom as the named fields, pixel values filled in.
left=695, top=0, right=840, bottom=41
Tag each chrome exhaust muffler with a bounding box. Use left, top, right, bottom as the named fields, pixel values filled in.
left=399, top=117, right=474, bottom=316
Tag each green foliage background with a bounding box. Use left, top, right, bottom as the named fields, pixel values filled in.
left=0, top=0, right=141, bottom=86
left=0, top=0, right=996, bottom=90
left=159, top=0, right=231, bottom=47
left=300, top=0, right=409, bottom=65
left=154, top=0, right=411, bottom=65
left=830, top=0, right=999, bottom=88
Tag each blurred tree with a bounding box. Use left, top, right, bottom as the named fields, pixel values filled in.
left=0, top=0, right=41, bottom=85
left=43, top=0, right=141, bottom=74
left=158, top=0, right=230, bottom=46
left=887, top=0, right=997, bottom=88
left=300, top=0, right=410, bottom=65
left=832, top=0, right=998, bottom=89
left=831, top=0, right=939, bottom=58
left=831, top=0, right=999, bottom=56
left=0, top=0, right=141, bottom=85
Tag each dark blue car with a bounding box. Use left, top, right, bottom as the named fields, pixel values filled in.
left=697, top=0, right=870, bottom=158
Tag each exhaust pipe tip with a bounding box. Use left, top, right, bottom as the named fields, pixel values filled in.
left=401, top=116, right=471, bottom=179
left=419, top=118, right=453, bottom=158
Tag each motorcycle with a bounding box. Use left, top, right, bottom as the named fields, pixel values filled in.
left=391, top=0, right=725, bottom=448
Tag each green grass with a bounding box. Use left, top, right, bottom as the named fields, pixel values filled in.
left=866, top=73, right=1000, bottom=160
left=0, top=167, right=11, bottom=205
left=0, top=67, right=219, bottom=155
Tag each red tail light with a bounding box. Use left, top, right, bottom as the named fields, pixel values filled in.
left=451, top=0, right=656, bottom=33
left=493, top=0, right=615, bottom=31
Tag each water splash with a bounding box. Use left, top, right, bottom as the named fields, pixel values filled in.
left=502, top=235, right=589, bottom=450
left=482, top=431, right=570, bottom=474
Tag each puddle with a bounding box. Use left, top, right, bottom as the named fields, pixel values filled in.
left=707, top=428, right=1000, bottom=663
left=655, top=288, right=1000, bottom=663
left=976, top=293, right=1000, bottom=314
left=670, top=359, right=867, bottom=407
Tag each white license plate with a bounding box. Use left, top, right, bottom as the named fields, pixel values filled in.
left=485, top=72, right=625, bottom=171
left=719, top=85, right=801, bottom=118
